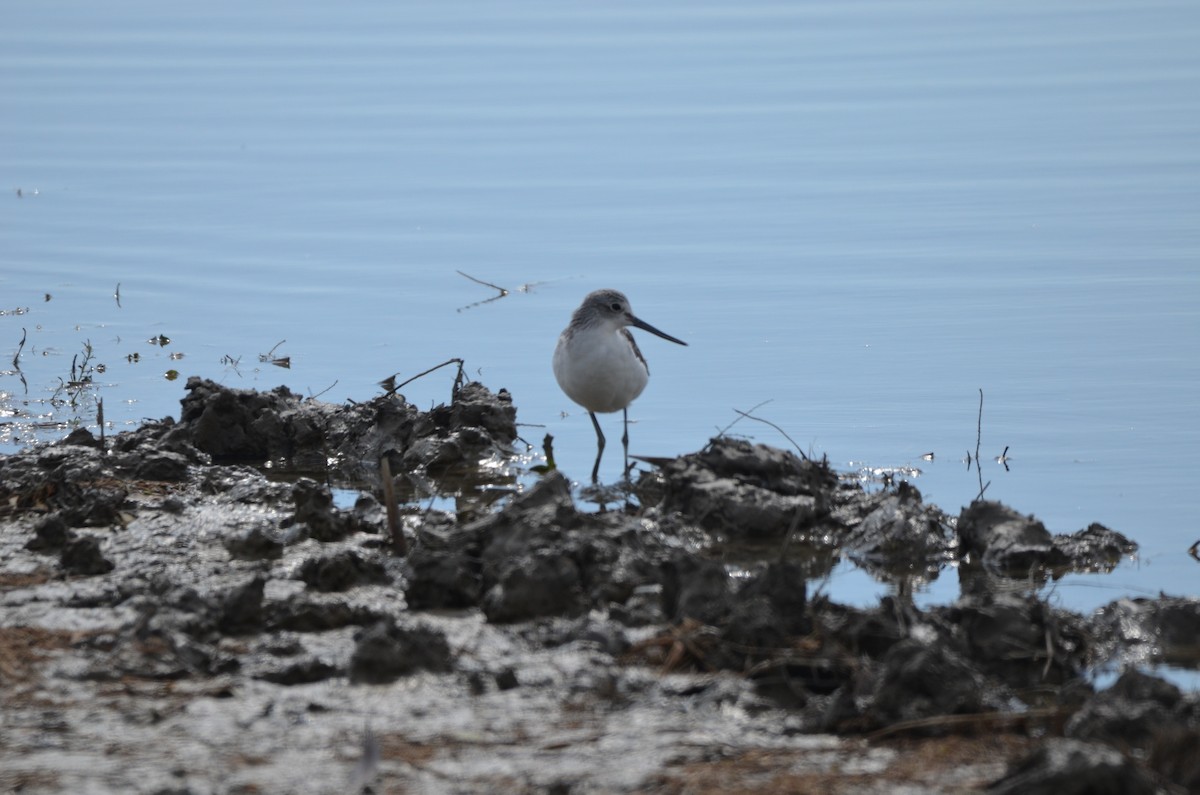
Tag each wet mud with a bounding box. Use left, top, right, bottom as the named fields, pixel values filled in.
left=1, top=377, right=1197, bottom=793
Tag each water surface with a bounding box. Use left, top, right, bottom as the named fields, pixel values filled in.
left=3, top=0, right=1198, bottom=616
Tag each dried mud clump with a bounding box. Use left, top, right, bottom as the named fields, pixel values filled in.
left=173, top=376, right=517, bottom=481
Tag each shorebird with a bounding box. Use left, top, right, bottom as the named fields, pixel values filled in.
left=553, top=289, right=687, bottom=483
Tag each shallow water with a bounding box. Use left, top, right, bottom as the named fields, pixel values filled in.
left=3, top=0, right=1198, bottom=615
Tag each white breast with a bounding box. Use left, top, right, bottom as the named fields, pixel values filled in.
left=553, top=328, right=650, bottom=414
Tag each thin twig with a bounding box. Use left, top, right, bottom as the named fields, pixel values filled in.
left=975, top=388, right=983, bottom=468
left=456, top=271, right=508, bottom=295
left=864, top=707, right=1067, bottom=741
left=380, top=358, right=467, bottom=401
left=456, top=271, right=510, bottom=312
left=714, top=399, right=772, bottom=438
left=307, top=380, right=338, bottom=401
left=731, top=407, right=810, bottom=461
left=974, top=388, right=985, bottom=499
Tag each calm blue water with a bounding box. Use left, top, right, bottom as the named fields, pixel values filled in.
left=3, top=1, right=1198, bottom=618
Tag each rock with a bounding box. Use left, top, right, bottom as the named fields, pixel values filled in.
left=737, top=560, right=808, bottom=635
left=953, top=592, right=1086, bottom=686
left=661, top=554, right=732, bottom=626
left=819, top=600, right=907, bottom=659
left=256, top=657, right=339, bottom=685
left=1107, top=668, right=1184, bottom=706
left=957, top=500, right=1065, bottom=575
left=269, top=598, right=386, bottom=633
left=446, top=382, right=517, bottom=443
left=1065, top=669, right=1200, bottom=785
left=178, top=377, right=301, bottom=461
left=405, top=540, right=482, bottom=609
left=717, top=562, right=811, bottom=676
left=1147, top=724, right=1200, bottom=793
left=870, top=638, right=995, bottom=726
left=958, top=504, right=1135, bottom=580
left=1052, top=523, right=1136, bottom=571
left=349, top=619, right=453, bottom=684
left=1093, top=596, right=1200, bottom=667
left=987, top=738, right=1156, bottom=795
left=60, top=535, right=114, bottom=575
left=649, top=437, right=834, bottom=538
left=291, top=478, right=358, bottom=542
left=223, top=525, right=285, bottom=560
left=218, top=576, right=266, bottom=634
left=475, top=473, right=588, bottom=622
left=110, top=416, right=204, bottom=462
left=63, top=427, right=101, bottom=448
left=841, top=484, right=954, bottom=574
left=133, top=450, right=191, bottom=481
left=483, top=550, right=586, bottom=623
left=298, top=550, right=388, bottom=592
left=25, top=513, right=74, bottom=551
left=0, top=443, right=129, bottom=527
left=400, top=434, right=473, bottom=474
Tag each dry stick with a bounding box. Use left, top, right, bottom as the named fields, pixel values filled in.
left=97, top=397, right=105, bottom=451
left=456, top=271, right=510, bottom=312
left=381, top=358, right=466, bottom=401
left=975, top=388, right=983, bottom=466
left=456, top=270, right=508, bottom=297
left=307, top=380, right=338, bottom=401
left=710, top=398, right=773, bottom=443
left=864, top=707, right=1068, bottom=741
left=451, top=358, right=467, bottom=397
left=974, top=388, right=989, bottom=500
left=379, top=456, right=406, bottom=555
left=732, top=408, right=810, bottom=461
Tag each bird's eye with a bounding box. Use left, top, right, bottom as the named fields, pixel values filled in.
left=610, top=302, right=622, bottom=312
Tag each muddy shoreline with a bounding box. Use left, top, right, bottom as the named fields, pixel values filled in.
left=2, top=377, right=1197, bottom=793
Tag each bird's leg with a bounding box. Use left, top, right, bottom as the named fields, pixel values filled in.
left=589, top=411, right=605, bottom=483
left=621, top=407, right=631, bottom=482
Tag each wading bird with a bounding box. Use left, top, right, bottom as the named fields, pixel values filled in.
left=553, top=289, right=687, bottom=483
